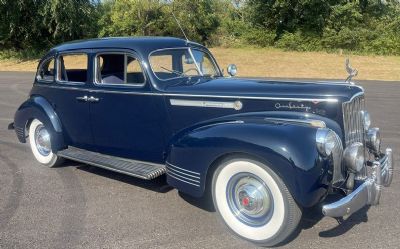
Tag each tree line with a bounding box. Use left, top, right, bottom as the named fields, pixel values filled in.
left=1, top=0, right=399, bottom=57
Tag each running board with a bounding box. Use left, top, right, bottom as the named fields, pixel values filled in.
left=57, top=147, right=166, bottom=180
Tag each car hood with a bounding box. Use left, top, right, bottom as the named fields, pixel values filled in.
left=163, top=77, right=363, bottom=102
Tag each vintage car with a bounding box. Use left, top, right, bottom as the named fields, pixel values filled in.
left=10, top=37, right=393, bottom=246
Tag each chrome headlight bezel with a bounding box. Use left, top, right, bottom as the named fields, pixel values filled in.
left=343, top=142, right=365, bottom=172
left=366, top=127, right=381, bottom=153
left=316, top=128, right=339, bottom=157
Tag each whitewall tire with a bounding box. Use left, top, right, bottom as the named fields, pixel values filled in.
left=211, top=157, right=301, bottom=247
left=28, top=119, right=63, bottom=167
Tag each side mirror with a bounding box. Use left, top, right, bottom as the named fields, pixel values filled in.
left=227, top=64, right=237, bottom=77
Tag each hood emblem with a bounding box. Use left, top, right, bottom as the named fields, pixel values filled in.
left=275, top=102, right=311, bottom=112
left=345, top=58, right=358, bottom=84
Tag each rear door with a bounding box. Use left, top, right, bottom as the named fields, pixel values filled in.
left=46, top=51, right=93, bottom=149
left=89, top=50, right=167, bottom=163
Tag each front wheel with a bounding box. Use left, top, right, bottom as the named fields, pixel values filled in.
left=28, top=119, right=63, bottom=167
left=211, top=157, right=301, bottom=247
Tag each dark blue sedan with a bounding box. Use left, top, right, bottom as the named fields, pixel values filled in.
left=10, top=37, right=394, bottom=246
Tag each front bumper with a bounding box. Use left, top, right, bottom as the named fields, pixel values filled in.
left=322, top=148, right=394, bottom=217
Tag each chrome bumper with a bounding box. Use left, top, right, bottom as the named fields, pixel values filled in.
left=322, top=148, right=394, bottom=218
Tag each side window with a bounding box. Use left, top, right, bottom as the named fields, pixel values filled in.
left=58, top=53, right=88, bottom=83
left=96, top=53, right=145, bottom=85
left=36, top=57, right=55, bottom=82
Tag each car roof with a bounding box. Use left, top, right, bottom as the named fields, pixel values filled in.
left=51, top=36, right=205, bottom=56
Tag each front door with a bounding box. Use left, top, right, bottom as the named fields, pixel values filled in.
left=89, top=51, right=167, bottom=163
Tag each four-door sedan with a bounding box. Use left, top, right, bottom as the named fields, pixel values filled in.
left=10, top=37, right=394, bottom=246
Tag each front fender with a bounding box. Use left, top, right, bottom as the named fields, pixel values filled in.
left=14, top=95, right=65, bottom=151
left=166, top=115, right=332, bottom=207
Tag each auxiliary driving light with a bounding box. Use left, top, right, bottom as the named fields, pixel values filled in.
left=366, top=127, right=381, bottom=153
left=343, top=142, right=364, bottom=173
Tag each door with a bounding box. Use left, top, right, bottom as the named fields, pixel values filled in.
left=45, top=52, right=93, bottom=149
left=89, top=51, right=167, bottom=163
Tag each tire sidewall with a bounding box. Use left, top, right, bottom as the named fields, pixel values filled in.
left=28, top=119, right=58, bottom=167
left=211, top=157, right=293, bottom=246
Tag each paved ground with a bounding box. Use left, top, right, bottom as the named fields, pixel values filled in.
left=0, top=72, right=398, bottom=249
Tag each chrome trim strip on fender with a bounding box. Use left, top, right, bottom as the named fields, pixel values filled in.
left=170, top=99, right=243, bottom=110
left=167, top=173, right=201, bottom=187
left=36, top=84, right=339, bottom=103
left=166, top=162, right=200, bottom=175
left=264, top=117, right=326, bottom=128
left=167, top=166, right=201, bottom=179
left=166, top=170, right=200, bottom=184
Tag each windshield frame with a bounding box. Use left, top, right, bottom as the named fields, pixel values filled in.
left=148, top=47, right=222, bottom=82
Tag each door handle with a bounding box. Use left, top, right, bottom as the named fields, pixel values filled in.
left=76, top=96, right=88, bottom=102
left=87, top=96, right=100, bottom=102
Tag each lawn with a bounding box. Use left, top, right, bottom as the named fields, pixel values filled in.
left=1, top=47, right=399, bottom=81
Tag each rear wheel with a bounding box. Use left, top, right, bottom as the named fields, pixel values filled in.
left=211, top=157, right=301, bottom=247
left=28, top=119, right=63, bottom=167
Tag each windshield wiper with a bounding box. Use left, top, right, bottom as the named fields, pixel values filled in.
left=160, top=66, right=186, bottom=77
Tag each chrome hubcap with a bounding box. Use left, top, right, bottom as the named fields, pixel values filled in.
left=227, top=173, right=273, bottom=227
left=34, top=125, right=51, bottom=156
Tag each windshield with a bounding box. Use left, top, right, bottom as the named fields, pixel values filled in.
left=149, top=48, right=220, bottom=80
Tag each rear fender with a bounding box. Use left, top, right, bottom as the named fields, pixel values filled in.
left=14, top=95, right=64, bottom=151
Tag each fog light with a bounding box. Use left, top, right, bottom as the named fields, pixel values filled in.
left=343, top=142, right=364, bottom=172
left=366, top=127, right=381, bottom=153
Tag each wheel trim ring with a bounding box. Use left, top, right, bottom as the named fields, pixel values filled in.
left=34, top=125, right=51, bottom=156
left=227, top=173, right=274, bottom=227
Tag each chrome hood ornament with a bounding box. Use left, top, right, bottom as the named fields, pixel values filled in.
left=345, top=58, right=358, bottom=84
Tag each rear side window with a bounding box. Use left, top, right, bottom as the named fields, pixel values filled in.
left=58, top=54, right=88, bottom=83
left=95, top=53, right=145, bottom=85
left=36, top=57, right=55, bottom=82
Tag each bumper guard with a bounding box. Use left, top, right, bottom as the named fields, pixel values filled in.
left=322, top=148, right=394, bottom=217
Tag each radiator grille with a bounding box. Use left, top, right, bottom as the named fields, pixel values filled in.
left=342, top=94, right=366, bottom=147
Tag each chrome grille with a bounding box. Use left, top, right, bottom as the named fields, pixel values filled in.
left=342, top=94, right=366, bottom=147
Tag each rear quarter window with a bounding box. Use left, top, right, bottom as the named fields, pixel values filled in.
left=36, top=57, right=55, bottom=82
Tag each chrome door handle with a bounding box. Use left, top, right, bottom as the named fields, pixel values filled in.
left=76, top=95, right=88, bottom=102
left=87, top=96, right=99, bottom=102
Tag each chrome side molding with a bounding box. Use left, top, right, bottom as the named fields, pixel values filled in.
left=170, top=99, right=243, bottom=110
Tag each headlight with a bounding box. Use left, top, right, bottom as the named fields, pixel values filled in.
left=316, top=128, right=339, bottom=157
left=366, top=127, right=381, bottom=152
left=361, top=111, right=371, bottom=130
left=343, top=142, right=364, bottom=172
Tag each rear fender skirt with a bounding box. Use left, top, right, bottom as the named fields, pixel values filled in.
left=14, top=95, right=64, bottom=151
left=167, top=119, right=331, bottom=207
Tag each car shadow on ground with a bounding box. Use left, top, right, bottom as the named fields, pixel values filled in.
left=179, top=189, right=371, bottom=246
left=62, top=160, right=174, bottom=194
left=279, top=194, right=370, bottom=246
left=63, top=160, right=371, bottom=246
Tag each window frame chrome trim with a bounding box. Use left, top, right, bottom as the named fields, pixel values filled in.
left=148, top=47, right=222, bottom=82
left=93, top=51, right=147, bottom=88
left=55, top=51, right=89, bottom=86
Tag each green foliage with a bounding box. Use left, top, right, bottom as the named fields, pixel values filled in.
left=0, top=0, right=99, bottom=51
left=1, top=0, right=399, bottom=56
